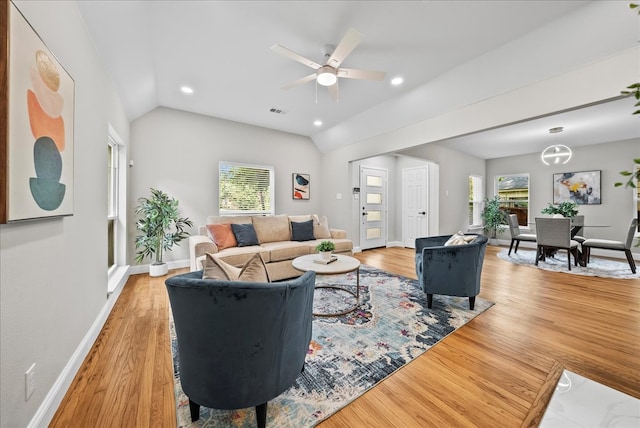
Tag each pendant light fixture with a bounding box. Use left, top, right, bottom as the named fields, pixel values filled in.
left=541, top=127, right=572, bottom=165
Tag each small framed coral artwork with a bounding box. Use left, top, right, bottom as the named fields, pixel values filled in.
left=1, top=1, right=75, bottom=223
left=292, top=173, right=310, bottom=200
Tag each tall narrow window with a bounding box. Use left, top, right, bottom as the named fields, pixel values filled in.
left=468, top=175, right=483, bottom=227
left=219, top=161, right=275, bottom=216
left=496, top=173, right=529, bottom=226
left=107, top=138, right=118, bottom=269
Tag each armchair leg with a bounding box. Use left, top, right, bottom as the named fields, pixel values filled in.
left=189, top=399, right=200, bottom=422
left=624, top=249, right=637, bottom=274
left=469, top=296, right=476, bottom=310
left=255, top=402, right=268, bottom=428
left=427, top=294, right=433, bottom=309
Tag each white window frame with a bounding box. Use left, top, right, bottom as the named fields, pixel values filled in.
left=219, top=161, right=275, bottom=216
left=495, top=173, right=530, bottom=228
left=107, top=137, right=118, bottom=271
left=468, top=174, right=484, bottom=228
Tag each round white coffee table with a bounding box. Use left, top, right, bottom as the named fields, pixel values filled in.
left=292, top=254, right=361, bottom=317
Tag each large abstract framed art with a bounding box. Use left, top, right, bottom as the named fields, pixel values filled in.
left=553, top=170, right=601, bottom=205
left=1, top=1, right=74, bottom=223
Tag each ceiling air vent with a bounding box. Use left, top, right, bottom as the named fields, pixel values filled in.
left=269, top=108, right=287, bottom=115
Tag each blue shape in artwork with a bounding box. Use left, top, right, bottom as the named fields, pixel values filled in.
left=30, top=136, right=65, bottom=210
left=33, top=136, right=62, bottom=181
left=29, top=178, right=66, bottom=211
left=295, top=174, right=309, bottom=186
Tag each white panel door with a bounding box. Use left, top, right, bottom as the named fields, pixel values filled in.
left=403, top=166, right=429, bottom=248
left=359, top=166, right=387, bottom=250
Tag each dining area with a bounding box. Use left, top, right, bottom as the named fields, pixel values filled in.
left=506, top=214, right=638, bottom=274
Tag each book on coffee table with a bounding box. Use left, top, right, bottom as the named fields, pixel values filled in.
left=314, top=256, right=338, bottom=265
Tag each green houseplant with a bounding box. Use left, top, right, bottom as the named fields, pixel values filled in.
left=481, top=196, right=507, bottom=242
left=541, top=201, right=578, bottom=218
left=135, top=188, right=193, bottom=276
left=315, top=240, right=336, bottom=259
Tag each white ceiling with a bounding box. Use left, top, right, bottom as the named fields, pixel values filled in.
left=76, top=1, right=639, bottom=159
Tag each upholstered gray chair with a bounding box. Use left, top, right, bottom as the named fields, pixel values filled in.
left=581, top=218, right=638, bottom=274
left=507, top=214, right=537, bottom=255
left=415, top=234, right=488, bottom=310
left=571, top=214, right=586, bottom=243
left=165, top=270, right=316, bottom=427
left=535, top=217, right=580, bottom=271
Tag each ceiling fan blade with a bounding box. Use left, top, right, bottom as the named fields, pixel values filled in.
left=282, top=73, right=317, bottom=90
left=327, top=83, right=339, bottom=102
left=337, top=68, right=386, bottom=81
left=326, top=28, right=362, bottom=68
left=271, top=44, right=321, bottom=70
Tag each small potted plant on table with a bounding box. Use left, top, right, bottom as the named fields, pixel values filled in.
left=315, top=240, right=336, bottom=260
left=541, top=201, right=578, bottom=218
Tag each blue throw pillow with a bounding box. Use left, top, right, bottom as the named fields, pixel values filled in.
left=291, top=220, right=315, bottom=241
left=231, top=223, right=259, bottom=247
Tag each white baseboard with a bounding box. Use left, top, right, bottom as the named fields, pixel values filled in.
left=386, top=241, right=404, bottom=248
left=28, top=268, right=130, bottom=428
left=128, top=259, right=190, bottom=275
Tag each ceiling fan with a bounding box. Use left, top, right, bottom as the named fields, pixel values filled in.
left=271, top=28, right=386, bottom=102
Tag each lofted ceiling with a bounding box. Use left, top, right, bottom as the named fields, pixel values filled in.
left=76, top=1, right=639, bottom=158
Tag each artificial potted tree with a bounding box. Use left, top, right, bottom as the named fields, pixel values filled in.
left=540, top=201, right=578, bottom=218
left=135, top=188, right=193, bottom=277
left=481, top=196, right=507, bottom=245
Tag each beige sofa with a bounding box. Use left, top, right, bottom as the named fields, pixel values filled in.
left=189, top=214, right=353, bottom=281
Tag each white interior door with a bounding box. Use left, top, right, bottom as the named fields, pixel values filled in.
left=402, top=166, right=429, bottom=248
left=359, top=166, right=387, bottom=250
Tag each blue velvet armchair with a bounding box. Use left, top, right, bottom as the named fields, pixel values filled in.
left=165, top=270, right=316, bottom=427
left=415, top=234, right=488, bottom=310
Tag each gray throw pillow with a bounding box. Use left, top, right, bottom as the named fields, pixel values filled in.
left=231, top=223, right=259, bottom=247
left=291, top=220, right=315, bottom=241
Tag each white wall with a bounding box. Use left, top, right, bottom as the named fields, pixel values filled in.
left=128, top=107, right=323, bottom=266
left=0, top=1, right=129, bottom=427
left=487, top=139, right=640, bottom=245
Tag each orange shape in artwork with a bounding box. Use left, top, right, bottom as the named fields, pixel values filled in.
left=27, top=90, right=65, bottom=151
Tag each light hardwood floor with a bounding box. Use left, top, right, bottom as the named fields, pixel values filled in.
left=50, top=246, right=640, bottom=427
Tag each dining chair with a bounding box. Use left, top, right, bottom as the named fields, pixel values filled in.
left=581, top=218, right=638, bottom=274
left=571, top=214, right=586, bottom=243
left=535, top=217, right=580, bottom=271
left=507, top=214, right=537, bottom=255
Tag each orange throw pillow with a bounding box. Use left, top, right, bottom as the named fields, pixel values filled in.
left=206, top=223, right=237, bottom=250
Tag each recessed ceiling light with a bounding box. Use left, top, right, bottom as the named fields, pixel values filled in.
left=313, top=120, right=323, bottom=127
left=181, top=86, right=194, bottom=94
left=391, top=76, right=404, bottom=86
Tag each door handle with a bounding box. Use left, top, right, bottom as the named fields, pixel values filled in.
left=418, top=211, right=426, bottom=215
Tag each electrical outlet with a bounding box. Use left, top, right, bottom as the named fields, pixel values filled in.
left=25, top=363, right=35, bottom=401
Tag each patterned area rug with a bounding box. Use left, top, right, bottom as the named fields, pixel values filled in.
left=497, top=249, right=639, bottom=279
left=171, top=265, right=494, bottom=427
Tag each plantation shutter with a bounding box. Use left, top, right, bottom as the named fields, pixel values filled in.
left=219, top=161, right=275, bottom=215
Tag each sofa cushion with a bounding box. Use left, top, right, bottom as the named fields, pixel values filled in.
left=444, top=231, right=477, bottom=246
left=261, top=241, right=311, bottom=262
left=231, top=223, right=259, bottom=247
left=253, top=214, right=291, bottom=243
left=205, top=223, right=237, bottom=250
left=203, top=253, right=270, bottom=282
left=291, top=220, right=315, bottom=241
left=202, top=253, right=241, bottom=280
left=288, top=214, right=312, bottom=223
left=312, top=214, right=332, bottom=239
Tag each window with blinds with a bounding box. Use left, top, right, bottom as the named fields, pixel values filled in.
left=219, top=161, right=274, bottom=215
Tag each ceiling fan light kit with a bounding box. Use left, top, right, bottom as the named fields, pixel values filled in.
left=271, top=28, right=386, bottom=102
left=316, top=66, right=337, bottom=86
